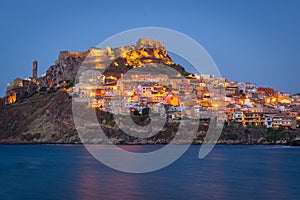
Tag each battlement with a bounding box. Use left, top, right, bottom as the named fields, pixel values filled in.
left=136, top=38, right=164, bottom=49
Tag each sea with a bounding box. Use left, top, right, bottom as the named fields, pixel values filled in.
left=0, top=145, right=299, bottom=200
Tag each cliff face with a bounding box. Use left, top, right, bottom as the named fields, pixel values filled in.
left=0, top=90, right=79, bottom=143
left=45, top=51, right=88, bottom=86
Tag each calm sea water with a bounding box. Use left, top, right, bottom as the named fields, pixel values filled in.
left=0, top=145, right=299, bottom=200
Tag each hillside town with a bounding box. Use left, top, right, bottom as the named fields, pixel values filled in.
left=73, top=69, right=300, bottom=130
left=2, top=39, right=300, bottom=131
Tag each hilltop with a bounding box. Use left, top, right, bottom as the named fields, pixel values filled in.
left=0, top=38, right=300, bottom=145
left=0, top=38, right=194, bottom=143
left=4, top=38, right=190, bottom=104
left=45, top=38, right=188, bottom=86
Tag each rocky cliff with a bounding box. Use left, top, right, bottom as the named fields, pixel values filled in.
left=45, top=51, right=89, bottom=86
left=44, top=38, right=188, bottom=86
left=0, top=90, right=79, bottom=143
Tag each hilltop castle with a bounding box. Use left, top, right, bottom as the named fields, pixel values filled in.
left=4, top=38, right=178, bottom=105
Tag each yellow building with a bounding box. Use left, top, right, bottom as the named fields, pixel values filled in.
left=242, top=112, right=265, bottom=126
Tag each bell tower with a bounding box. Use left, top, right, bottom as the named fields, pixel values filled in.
left=33, top=59, right=38, bottom=79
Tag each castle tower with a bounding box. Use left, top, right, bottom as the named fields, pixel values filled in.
left=33, top=59, right=38, bottom=79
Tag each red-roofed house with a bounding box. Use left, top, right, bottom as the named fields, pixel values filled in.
left=257, top=87, right=276, bottom=97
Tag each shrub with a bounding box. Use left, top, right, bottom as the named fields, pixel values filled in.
left=39, top=87, right=47, bottom=93
left=228, top=134, right=239, bottom=140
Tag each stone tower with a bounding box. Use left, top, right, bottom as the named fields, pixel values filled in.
left=33, top=59, right=38, bottom=79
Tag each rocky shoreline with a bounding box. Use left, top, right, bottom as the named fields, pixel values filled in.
left=0, top=90, right=299, bottom=145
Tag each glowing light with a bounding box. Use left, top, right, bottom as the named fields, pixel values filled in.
left=8, top=93, right=17, bottom=104
left=212, top=103, right=220, bottom=108
left=127, top=91, right=133, bottom=96
left=106, top=76, right=117, bottom=80
left=90, top=92, right=95, bottom=97
left=48, top=79, right=54, bottom=87
left=165, top=94, right=180, bottom=106
left=153, top=49, right=160, bottom=58
left=141, top=49, right=150, bottom=57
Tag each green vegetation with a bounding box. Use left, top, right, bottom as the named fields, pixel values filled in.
left=142, top=107, right=150, bottom=116
left=244, top=129, right=251, bottom=135
left=246, top=125, right=265, bottom=130
left=65, top=79, right=75, bottom=89
left=266, top=128, right=284, bottom=143
left=105, top=115, right=114, bottom=123
left=129, top=108, right=151, bottom=125
left=227, top=133, right=239, bottom=141
left=25, top=91, right=38, bottom=99
left=48, top=87, right=57, bottom=93
left=39, top=86, right=47, bottom=93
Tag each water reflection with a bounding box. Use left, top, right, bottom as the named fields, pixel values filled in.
left=85, top=144, right=164, bottom=153
left=75, top=151, right=141, bottom=200
left=0, top=145, right=299, bottom=200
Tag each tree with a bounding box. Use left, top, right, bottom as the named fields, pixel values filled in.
left=39, top=86, right=47, bottom=93
left=142, top=107, right=150, bottom=116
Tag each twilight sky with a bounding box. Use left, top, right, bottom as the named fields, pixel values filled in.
left=0, top=0, right=299, bottom=96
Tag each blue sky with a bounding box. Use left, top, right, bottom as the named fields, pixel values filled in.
left=0, top=0, right=299, bottom=96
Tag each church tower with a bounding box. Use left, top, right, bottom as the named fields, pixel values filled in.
left=33, top=59, right=38, bottom=79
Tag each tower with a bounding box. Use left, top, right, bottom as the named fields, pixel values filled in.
left=33, top=59, right=38, bottom=79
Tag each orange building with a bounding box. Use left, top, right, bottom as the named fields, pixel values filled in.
left=165, top=94, right=180, bottom=106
